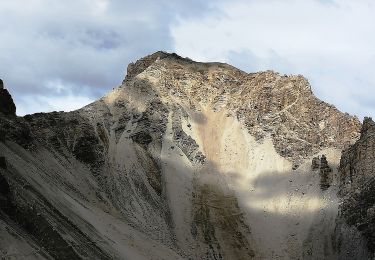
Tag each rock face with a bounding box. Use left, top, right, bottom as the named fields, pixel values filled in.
left=0, top=52, right=369, bottom=259
left=124, top=54, right=360, bottom=164
left=0, top=79, right=16, bottom=116
left=335, top=117, right=375, bottom=259
left=311, top=155, right=333, bottom=190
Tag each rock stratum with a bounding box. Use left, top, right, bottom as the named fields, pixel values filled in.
left=0, top=51, right=374, bottom=259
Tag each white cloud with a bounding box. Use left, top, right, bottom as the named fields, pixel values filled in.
left=0, top=0, right=225, bottom=115
left=15, top=95, right=95, bottom=116
left=0, top=0, right=209, bottom=114
left=171, top=0, right=375, bottom=119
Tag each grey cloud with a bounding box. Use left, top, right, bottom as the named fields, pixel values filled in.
left=0, top=0, right=226, bottom=115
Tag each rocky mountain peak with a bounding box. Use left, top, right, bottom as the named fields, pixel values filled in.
left=0, top=79, right=16, bottom=116
left=116, top=52, right=361, bottom=164
left=124, top=51, right=187, bottom=82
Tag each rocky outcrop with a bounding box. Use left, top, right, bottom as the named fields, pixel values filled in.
left=320, top=155, right=333, bottom=190
left=0, top=79, right=16, bottom=116
left=339, top=117, right=375, bottom=195
left=336, top=117, right=375, bottom=259
left=124, top=51, right=181, bottom=82
left=311, top=155, right=333, bottom=190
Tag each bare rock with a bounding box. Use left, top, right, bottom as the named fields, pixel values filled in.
left=125, top=52, right=361, bottom=163
left=0, top=79, right=16, bottom=116
left=124, top=51, right=180, bottom=82
left=338, top=117, right=375, bottom=256
left=312, top=156, right=320, bottom=170
left=319, top=155, right=332, bottom=190
left=311, top=155, right=333, bottom=190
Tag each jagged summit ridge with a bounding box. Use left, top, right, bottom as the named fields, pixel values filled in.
left=124, top=51, right=237, bottom=82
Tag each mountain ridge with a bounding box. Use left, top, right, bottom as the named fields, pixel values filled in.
left=96, top=51, right=361, bottom=164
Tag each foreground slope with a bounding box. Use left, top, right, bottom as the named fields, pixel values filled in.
left=0, top=52, right=369, bottom=259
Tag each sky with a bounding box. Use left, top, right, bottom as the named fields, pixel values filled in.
left=0, top=0, right=374, bottom=119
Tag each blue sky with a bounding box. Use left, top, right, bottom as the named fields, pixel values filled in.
left=0, top=0, right=374, bottom=119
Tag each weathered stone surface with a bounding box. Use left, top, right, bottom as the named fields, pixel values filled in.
left=125, top=52, right=360, bottom=164
left=339, top=117, right=375, bottom=194
left=124, top=51, right=174, bottom=82
left=172, top=108, right=206, bottom=164
left=338, top=117, right=375, bottom=257
left=130, top=131, right=153, bottom=145
left=311, top=156, right=320, bottom=170
left=319, top=155, right=333, bottom=190
left=311, top=155, right=333, bottom=190
left=0, top=80, right=16, bottom=116
left=0, top=114, right=32, bottom=146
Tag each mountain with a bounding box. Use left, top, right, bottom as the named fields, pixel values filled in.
left=0, top=51, right=373, bottom=259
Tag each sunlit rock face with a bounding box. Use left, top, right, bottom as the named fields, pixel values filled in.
left=0, top=52, right=370, bottom=259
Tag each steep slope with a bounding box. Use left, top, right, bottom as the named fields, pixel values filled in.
left=0, top=52, right=364, bottom=259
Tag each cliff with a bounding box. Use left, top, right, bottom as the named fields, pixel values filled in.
left=336, top=117, right=375, bottom=259
left=0, top=79, right=16, bottom=116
